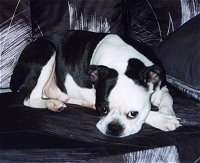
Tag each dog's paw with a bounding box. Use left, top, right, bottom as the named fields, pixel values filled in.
left=159, top=106, right=176, bottom=117
left=67, top=98, right=95, bottom=109
left=151, top=89, right=162, bottom=107
left=156, top=115, right=181, bottom=131
left=46, top=99, right=67, bottom=112
left=57, top=92, right=70, bottom=103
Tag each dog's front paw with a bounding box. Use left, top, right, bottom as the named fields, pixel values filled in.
left=82, top=101, right=96, bottom=109
left=156, top=115, right=181, bottom=131
left=151, top=89, right=162, bottom=107
left=46, top=99, right=67, bottom=112
left=67, top=98, right=95, bottom=109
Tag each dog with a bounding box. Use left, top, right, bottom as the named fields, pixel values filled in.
left=10, top=30, right=181, bottom=137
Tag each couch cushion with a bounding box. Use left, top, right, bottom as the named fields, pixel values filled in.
left=125, top=0, right=200, bottom=47
left=156, top=14, right=200, bottom=101
left=30, top=0, right=124, bottom=37
left=0, top=88, right=200, bottom=162
left=0, top=0, right=32, bottom=88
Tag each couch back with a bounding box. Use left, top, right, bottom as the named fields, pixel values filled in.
left=1, top=0, right=200, bottom=89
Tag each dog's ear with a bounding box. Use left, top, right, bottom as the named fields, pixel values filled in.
left=125, top=59, right=165, bottom=88
left=140, top=65, right=165, bottom=88
left=88, top=65, right=117, bottom=83
left=88, top=65, right=99, bottom=83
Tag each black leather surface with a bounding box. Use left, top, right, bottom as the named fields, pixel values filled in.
left=0, top=87, right=200, bottom=162
left=156, top=14, right=200, bottom=91
left=30, top=0, right=124, bottom=37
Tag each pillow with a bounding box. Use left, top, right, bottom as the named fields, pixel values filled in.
left=30, top=0, right=124, bottom=37
left=156, top=14, right=200, bottom=101
left=0, top=0, right=32, bottom=89
left=124, top=0, right=200, bottom=47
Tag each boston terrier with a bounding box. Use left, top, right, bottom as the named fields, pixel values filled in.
left=10, top=30, right=180, bottom=137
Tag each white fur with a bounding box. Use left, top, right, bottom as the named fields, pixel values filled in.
left=96, top=79, right=180, bottom=137
left=151, top=86, right=175, bottom=116
left=145, top=111, right=181, bottom=131
left=96, top=74, right=152, bottom=137
left=108, top=75, right=151, bottom=111
left=92, top=35, right=180, bottom=136
left=145, top=85, right=181, bottom=130
left=64, top=73, right=96, bottom=107
left=90, top=34, right=153, bottom=73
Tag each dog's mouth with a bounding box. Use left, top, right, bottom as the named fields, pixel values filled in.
left=106, top=121, right=124, bottom=137
left=96, top=120, right=129, bottom=138
left=96, top=119, right=143, bottom=138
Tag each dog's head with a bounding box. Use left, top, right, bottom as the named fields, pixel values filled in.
left=89, top=60, right=164, bottom=137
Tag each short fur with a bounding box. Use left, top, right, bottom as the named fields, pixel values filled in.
left=11, top=30, right=180, bottom=137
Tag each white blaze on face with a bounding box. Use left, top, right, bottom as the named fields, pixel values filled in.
left=109, top=75, right=149, bottom=112
left=96, top=74, right=152, bottom=137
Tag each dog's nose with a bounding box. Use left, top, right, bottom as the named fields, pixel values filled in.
left=106, top=121, right=124, bottom=136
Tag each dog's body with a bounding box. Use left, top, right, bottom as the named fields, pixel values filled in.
left=11, top=31, right=180, bottom=137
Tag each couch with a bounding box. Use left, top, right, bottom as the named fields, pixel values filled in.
left=1, top=0, right=200, bottom=162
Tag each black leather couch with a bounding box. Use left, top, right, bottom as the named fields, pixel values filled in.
left=1, top=87, right=200, bottom=162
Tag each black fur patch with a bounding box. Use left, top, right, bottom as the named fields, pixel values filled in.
left=125, top=58, right=147, bottom=87
left=125, top=58, right=166, bottom=89
left=10, top=38, right=55, bottom=99
left=47, top=31, right=107, bottom=93
left=88, top=65, right=118, bottom=116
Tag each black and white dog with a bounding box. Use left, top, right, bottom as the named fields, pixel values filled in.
left=11, top=31, right=180, bottom=137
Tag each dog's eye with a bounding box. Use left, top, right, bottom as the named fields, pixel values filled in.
left=127, top=111, right=139, bottom=119
left=96, top=102, right=109, bottom=116
left=102, top=107, right=109, bottom=115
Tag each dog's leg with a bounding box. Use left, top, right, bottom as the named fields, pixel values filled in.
left=67, top=98, right=96, bottom=109
left=43, top=71, right=96, bottom=109
left=23, top=54, right=67, bottom=112
left=24, top=53, right=67, bottom=111
left=45, top=99, right=66, bottom=112
left=145, top=111, right=181, bottom=131
left=151, top=85, right=175, bottom=116
left=42, top=58, right=70, bottom=103
left=42, top=72, right=95, bottom=110
left=24, top=98, right=66, bottom=112
left=146, top=84, right=181, bottom=131
left=42, top=72, right=70, bottom=111
left=42, top=73, right=69, bottom=103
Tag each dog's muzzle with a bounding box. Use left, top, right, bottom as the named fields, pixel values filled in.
left=106, top=121, right=124, bottom=137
